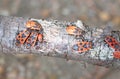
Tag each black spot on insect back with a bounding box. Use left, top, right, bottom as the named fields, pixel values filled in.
left=27, top=38, right=31, bottom=41
left=79, top=42, right=83, bottom=45
left=80, top=48, right=83, bottom=51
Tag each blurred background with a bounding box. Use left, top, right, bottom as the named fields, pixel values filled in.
left=0, top=0, right=120, bottom=79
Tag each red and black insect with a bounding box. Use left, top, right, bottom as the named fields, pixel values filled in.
left=105, top=36, right=120, bottom=51
left=26, top=20, right=42, bottom=30
left=66, top=25, right=84, bottom=37
left=15, top=20, right=43, bottom=48
left=25, top=31, right=43, bottom=48
left=15, top=30, right=31, bottom=46
left=72, top=41, right=92, bottom=53
left=105, top=36, right=120, bottom=59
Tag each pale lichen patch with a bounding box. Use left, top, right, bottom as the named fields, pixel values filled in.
left=75, top=20, right=86, bottom=31
left=90, top=44, right=114, bottom=60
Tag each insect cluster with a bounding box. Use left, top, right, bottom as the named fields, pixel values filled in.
left=15, top=20, right=43, bottom=49
left=66, top=25, right=93, bottom=53
left=15, top=20, right=119, bottom=60
left=15, top=20, right=93, bottom=54
left=105, top=36, right=120, bottom=59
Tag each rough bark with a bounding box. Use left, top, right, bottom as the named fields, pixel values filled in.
left=0, top=15, right=120, bottom=68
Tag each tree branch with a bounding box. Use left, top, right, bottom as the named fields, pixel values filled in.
left=0, top=15, right=120, bottom=68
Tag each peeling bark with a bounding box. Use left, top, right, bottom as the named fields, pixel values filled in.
left=0, top=15, right=120, bottom=68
